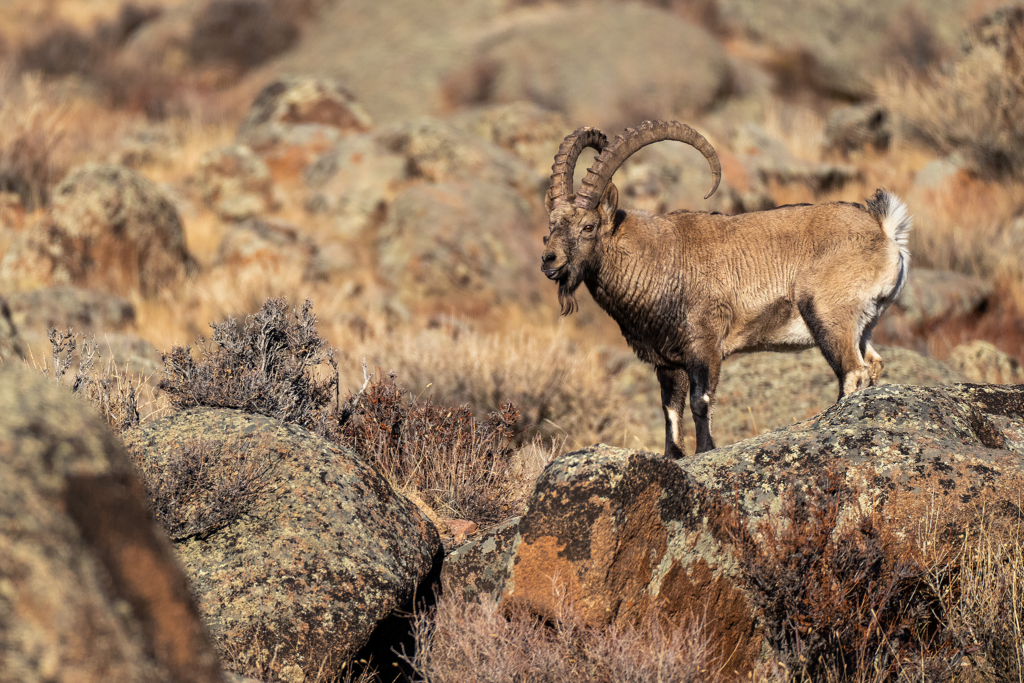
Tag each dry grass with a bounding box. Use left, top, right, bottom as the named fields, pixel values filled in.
left=405, top=589, right=723, bottom=683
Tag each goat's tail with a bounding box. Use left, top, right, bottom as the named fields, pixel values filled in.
left=866, top=189, right=912, bottom=265
left=865, top=188, right=912, bottom=300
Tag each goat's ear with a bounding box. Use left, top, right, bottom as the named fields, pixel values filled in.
left=599, top=183, right=619, bottom=221
left=544, top=186, right=556, bottom=213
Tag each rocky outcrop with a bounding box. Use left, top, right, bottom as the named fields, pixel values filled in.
left=606, top=344, right=969, bottom=452
left=890, top=268, right=993, bottom=328
left=216, top=218, right=328, bottom=281
left=0, top=164, right=196, bottom=297
left=0, top=363, right=223, bottom=683
left=121, top=408, right=442, bottom=682
left=195, top=146, right=277, bottom=221
left=445, top=382, right=1024, bottom=674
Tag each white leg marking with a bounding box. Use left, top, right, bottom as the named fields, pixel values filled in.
left=702, top=393, right=710, bottom=403
left=667, top=407, right=681, bottom=444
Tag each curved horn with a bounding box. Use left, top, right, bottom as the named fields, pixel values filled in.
left=574, top=120, right=721, bottom=210
left=549, top=127, right=608, bottom=207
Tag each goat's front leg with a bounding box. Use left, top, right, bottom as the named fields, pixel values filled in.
left=656, top=366, right=689, bottom=459
left=687, top=356, right=721, bottom=454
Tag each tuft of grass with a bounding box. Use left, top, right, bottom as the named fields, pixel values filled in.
left=404, top=589, right=723, bottom=683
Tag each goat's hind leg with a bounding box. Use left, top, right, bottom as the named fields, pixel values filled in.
left=686, top=356, right=722, bottom=454
left=799, top=298, right=871, bottom=400
left=656, top=366, right=690, bottom=458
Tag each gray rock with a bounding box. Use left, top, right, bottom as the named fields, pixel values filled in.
left=0, top=363, right=223, bottom=683
left=441, top=516, right=520, bottom=601
left=216, top=218, right=329, bottom=281
left=121, top=408, right=442, bottom=682
left=716, top=0, right=973, bottom=98
left=195, top=146, right=276, bottom=222
left=377, top=180, right=538, bottom=307
left=0, top=164, right=197, bottom=297
left=607, top=345, right=968, bottom=453
left=824, top=104, right=891, bottom=154
left=5, top=286, right=136, bottom=333
left=237, top=76, right=372, bottom=147
left=732, top=123, right=860, bottom=192
left=891, top=268, right=993, bottom=328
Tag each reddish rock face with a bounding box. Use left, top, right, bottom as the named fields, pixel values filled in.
left=500, top=446, right=764, bottom=675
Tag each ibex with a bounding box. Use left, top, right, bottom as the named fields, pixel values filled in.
left=541, top=121, right=911, bottom=457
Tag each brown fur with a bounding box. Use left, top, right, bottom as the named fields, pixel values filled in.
left=542, top=183, right=911, bottom=457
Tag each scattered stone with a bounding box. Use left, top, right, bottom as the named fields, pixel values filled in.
left=0, top=363, right=223, bottom=683
left=196, top=146, right=277, bottom=221
left=121, top=408, right=442, bottom=682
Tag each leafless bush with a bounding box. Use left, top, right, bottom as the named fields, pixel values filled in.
left=159, top=297, right=339, bottom=434
left=723, top=471, right=959, bottom=682
left=404, top=589, right=722, bottom=683
left=125, top=435, right=278, bottom=541
left=336, top=371, right=523, bottom=525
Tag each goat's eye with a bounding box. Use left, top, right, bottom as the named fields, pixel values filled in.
left=582, top=224, right=595, bottom=233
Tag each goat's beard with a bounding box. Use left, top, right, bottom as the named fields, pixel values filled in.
left=557, top=277, right=581, bottom=316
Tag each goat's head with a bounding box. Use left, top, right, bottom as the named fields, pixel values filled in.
left=541, top=121, right=723, bottom=315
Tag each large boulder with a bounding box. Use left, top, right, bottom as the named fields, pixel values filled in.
left=446, top=383, right=1024, bottom=674
left=0, top=363, right=223, bottom=683
left=237, top=76, right=373, bottom=180
left=948, top=340, right=1024, bottom=385
left=0, top=164, right=196, bottom=297
left=121, top=408, right=442, bottom=682
left=466, top=4, right=731, bottom=131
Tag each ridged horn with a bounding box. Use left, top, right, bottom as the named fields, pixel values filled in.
left=549, top=127, right=608, bottom=207
left=574, top=120, right=721, bottom=209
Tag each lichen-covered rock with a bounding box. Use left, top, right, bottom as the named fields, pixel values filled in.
left=237, top=77, right=373, bottom=179
left=196, top=146, right=277, bottom=221
left=442, top=517, right=520, bottom=601
left=5, top=286, right=136, bottom=333
left=0, top=164, right=196, bottom=297
left=453, top=102, right=571, bottom=178
left=683, top=383, right=1024, bottom=519
left=216, top=218, right=328, bottom=280
left=947, top=340, right=1024, bottom=385
left=121, top=408, right=442, bottom=682
left=495, top=446, right=763, bottom=675
left=377, top=180, right=538, bottom=310
left=607, top=345, right=969, bottom=453
left=0, top=363, right=223, bottom=683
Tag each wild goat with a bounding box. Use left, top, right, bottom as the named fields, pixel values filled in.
left=541, top=120, right=911, bottom=457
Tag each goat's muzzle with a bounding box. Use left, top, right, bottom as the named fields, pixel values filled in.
left=541, top=252, right=565, bottom=280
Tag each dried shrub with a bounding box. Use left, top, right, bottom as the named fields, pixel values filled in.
left=336, top=371, right=523, bottom=525
left=159, top=297, right=339, bottom=433
left=724, top=472, right=957, bottom=682
left=17, top=25, right=98, bottom=78
left=125, top=435, right=278, bottom=541
left=40, top=326, right=143, bottom=434
left=404, top=589, right=722, bottom=683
